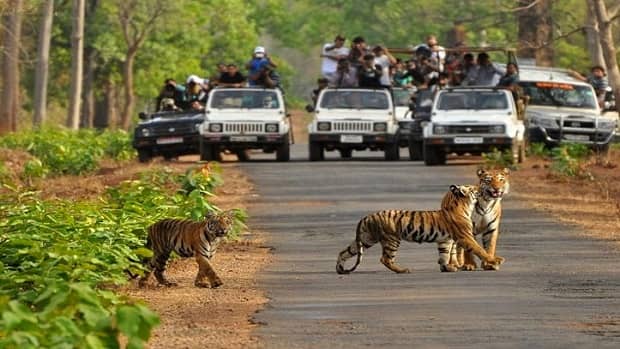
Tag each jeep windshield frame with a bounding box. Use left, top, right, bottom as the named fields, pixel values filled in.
left=435, top=90, right=510, bottom=111
left=518, top=81, right=598, bottom=110
left=319, top=90, right=390, bottom=110
left=208, top=89, right=281, bottom=109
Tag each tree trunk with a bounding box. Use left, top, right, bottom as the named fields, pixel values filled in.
left=590, top=0, right=620, bottom=113
left=81, top=48, right=96, bottom=128
left=120, top=50, right=137, bottom=130
left=33, top=0, right=54, bottom=127
left=0, top=0, right=23, bottom=134
left=517, top=0, right=554, bottom=66
left=67, top=0, right=85, bottom=130
left=585, top=0, right=606, bottom=69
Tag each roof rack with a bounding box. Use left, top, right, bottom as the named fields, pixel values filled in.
left=387, top=46, right=518, bottom=64
left=516, top=65, right=571, bottom=74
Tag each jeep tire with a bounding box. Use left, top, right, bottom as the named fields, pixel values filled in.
left=408, top=140, right=423, bottom=161
left=309, top=141, right=324, bottom=161
left=423, top=143, right=446, bottom=166
left=384, top=142, right=400, bottom=161
left=137, top=149, right=152, bottom=163
left=200, top=139, right=220, bottom=161
left=276, top=137, right=290, bottom=162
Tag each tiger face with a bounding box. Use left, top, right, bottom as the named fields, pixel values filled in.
left=205, top=211, right=234, bottom=237
left=449, top=184, right=480, bottom=201
left=477, top=168, right=510, bottom=199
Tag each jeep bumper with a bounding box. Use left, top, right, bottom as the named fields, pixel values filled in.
left=132, top=134, right=201, bottom=156
left=309, top=133, right=398, bottom=150
left=424, top=136, right=515, bottom=154
left=528, top=126, right=615, bottom=146
left=201, top=134, right=288, bottom=149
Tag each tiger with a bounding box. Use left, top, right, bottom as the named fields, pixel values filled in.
left=457, top=168, right=510, bottom=271
left=138, top=210, right=234, bottom=288
left=336, top=185, right=505, bottom=274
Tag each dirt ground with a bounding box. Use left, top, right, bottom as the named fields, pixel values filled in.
left=511, top=148, right=620, bottom=247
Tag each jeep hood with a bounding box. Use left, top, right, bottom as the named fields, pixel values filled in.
left=526, top=105, right=602, bottom=119
left=315, top=109, right=393, bottom=121
left=140, top=112, right=204, bottom=125
left=206, top=109, right=285, bottom=122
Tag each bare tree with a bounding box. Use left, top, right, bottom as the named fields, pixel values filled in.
left=66, top=0, right=85, bottom=129
left=517, top=0, right=554, bottom=66
left=589, top=0, right=620, bottom=113
left=33, top=0, right=54, bottom=127
left=0, top=0, right=23, bottom=134
left=118, top=0, right=166, bottom=130
left=585, top=1, right=606, bottom=69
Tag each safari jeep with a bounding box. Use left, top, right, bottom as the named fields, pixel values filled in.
left=421, top=87, right=526, bottom=166
left=392, top=87, right=416, bottom=149
left=307, top=88, right=399, bottom=160
left=518, top=67, right=617, bottom=151
left=132, top=110, right=204, bottom=162
left=198, top=87, right=290, bottom=161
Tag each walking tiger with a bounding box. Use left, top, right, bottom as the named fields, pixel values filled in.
left=336, top=185, right=504, bottom=274
left=138, top=210, right=234, bottom=288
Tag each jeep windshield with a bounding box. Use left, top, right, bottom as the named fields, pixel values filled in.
left=436, top=91, right=508, bottom=110
left=209, top=90, right=280, bottom=109
left=320, top=90, right=389, bottom=110
left=415, top=89, right=434, bottom=113
left=393, top=88, right=414, bottom=107
left=519, top=82, right=597, bottom=109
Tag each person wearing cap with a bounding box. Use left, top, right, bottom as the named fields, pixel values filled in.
left=218, top=63, right=246, bottom=88
left=348, top=36, right=369, bottom=70
left=321, top=35, right=350, bottom=81
left=413, top=35, right=446, bottom=72
left=156, top=78, right=186, bottom=112
left=357, top=54, right=383, bottom=88
left=247, top=46, right=277, bottom=87
left=328, top=58, right=358, bottom=88
left=184, top=75, right=209, bottom=110
left=312, top=77, right=329, bottom=106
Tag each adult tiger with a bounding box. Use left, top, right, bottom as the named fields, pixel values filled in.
left=138, top=210, right=234, bottom=288
left=458, top=168, right=510, bottom=271
left=336, top=185, right=504, bottom=274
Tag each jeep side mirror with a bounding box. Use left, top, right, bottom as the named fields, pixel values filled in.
left=305, top=104, right=314, bottom=113
left=603, top=100, right=616, bottom=112
left=138, top=112, right=148, bottom=120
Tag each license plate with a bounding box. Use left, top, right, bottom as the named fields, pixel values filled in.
left=563, top=134, right=589, bottom=141
left=454, top=137, right=483, bottom=144
left=230, top=136, right=257, bottom=142
left=156, top=137, right=183, bottom=144
left=340, top=135, right=363, bottom=143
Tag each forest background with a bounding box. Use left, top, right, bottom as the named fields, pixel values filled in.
left=0, top=0, right=618, bottom=134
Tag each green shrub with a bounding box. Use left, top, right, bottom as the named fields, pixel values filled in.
left=482, top=148, right=516, bottom=170
left=550, top=143, right=591, bottom=178
left=527, top=142, right=549, bottom=157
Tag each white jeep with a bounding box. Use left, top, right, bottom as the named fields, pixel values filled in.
left=518, top=67, right=617, bottom=151
left=198, top=87, right=290, bottom=161
left=422, top=87, right=526, bottom=166
left=307, top=88, right=400, bottom=160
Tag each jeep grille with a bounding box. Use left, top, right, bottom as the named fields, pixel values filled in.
left=151, top=123, right=195, bottom=136
left=332, top=121, right=373, bottom=132
left=445, top=125, right=491, bottom=134
left=224, top=122, right=264, bottom=134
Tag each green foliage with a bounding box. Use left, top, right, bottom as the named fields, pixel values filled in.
left=0, top=128, right=136, bottom=178
left=0, top=161, right=243, bottom=347
left=550, top=143, right=591, bottom=178
left=527, top=142, right=549, bottom=157
left=482, top=148, right=516, bottom=170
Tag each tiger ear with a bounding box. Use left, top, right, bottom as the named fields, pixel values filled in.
left=501, top=168, right=510, bottom=176
left=476, top=168, right=487, bottom=178
left=450, top=185, right=464, bottom=197
left=205, top=210, right=218, bottom=219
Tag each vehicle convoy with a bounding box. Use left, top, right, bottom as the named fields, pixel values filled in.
left=420, top=87, right=526, bottom=166
left=198, top=87, right=291, bottom=161
left=132, top=110, right=205, bottom=162
left=518, top=67, right=617, bottom=150
left=307, top=88, right=400, bottom=161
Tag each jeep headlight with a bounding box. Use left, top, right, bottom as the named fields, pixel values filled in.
left=530, top=116, right=558, bottom=129
left=598, top=119, right=617, bottom=130
left=490, top=125, right=505, bottom=133
left=140, top=128, right=151, bottom=137
left=265, top=123, right=279, bottom=133
left=433, top=125, right=446, bottom=134
left=373, top=122, right=387, bottom=132
left=317, top=121, right=331, bottom=131
left=209, top=123, right=223, bottom=132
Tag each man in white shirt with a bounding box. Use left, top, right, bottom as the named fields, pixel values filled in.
left=321, top=35, right=350, bottom=81
left=414, top=35, right=446, bottom=72
left=372, top=46, right=397, bottom=87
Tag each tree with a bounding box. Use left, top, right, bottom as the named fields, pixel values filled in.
left=67, top=0, right=85, bottom=129
left=117, top=0, right=166, bottom=130
left=33, top=0, right=55, bottom=127
left=589, top=0, right=620, bottom=113
left=0, top=0, right=23, bottom=134
left=517, top=0, right=554, bottom=66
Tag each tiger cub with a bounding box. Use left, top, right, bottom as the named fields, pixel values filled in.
left=139, top=211, right=234, bottom=288
left=458, top=168, right=510, bottom=271
left=336, top=185, right=504, bottom=274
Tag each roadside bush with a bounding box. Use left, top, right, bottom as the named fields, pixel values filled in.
left=527, top=142, right=549, bottom=157
left=0, top=163, right=244, bottom=347
left=550, top=143, right=592, bottom=178
left=482, top=148, right=516, bottom=169
left=0, top=128, right=136, bottom=178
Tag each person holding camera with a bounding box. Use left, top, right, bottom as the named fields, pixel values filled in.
left=156, top=78, right=185, bottom=112
left=329, top=58, right=358, bottom=88
left=321, top=35, right=350, bottom=81
left=247, top=46, right=278, bottom=87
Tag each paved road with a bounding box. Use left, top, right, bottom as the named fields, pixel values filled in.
left=233, top=145, right=620, bottom=348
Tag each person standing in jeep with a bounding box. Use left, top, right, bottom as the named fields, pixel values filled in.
left=358, top=54, right=383, bottom=88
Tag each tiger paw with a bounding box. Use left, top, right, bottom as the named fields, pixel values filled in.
left=461, top=263, right=477, bottom=271
left=482, top=263, right=500, bottom=271
left=194, top=281, right=210, bottom=288
left=440, top=264, right=458, bottom=272
left=210, top=279, right=224, bottom=288
left=160, top=281, right=178, bottom=287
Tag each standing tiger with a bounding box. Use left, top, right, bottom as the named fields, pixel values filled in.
left=336, top=185, right=505, bottom=274
left=139, top=210, right=234, bottom=288
left=458, top=168, right=510, bottom=271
